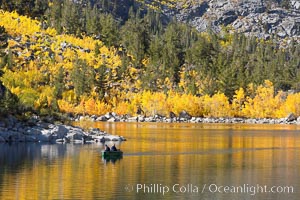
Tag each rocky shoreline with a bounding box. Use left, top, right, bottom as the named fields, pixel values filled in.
left=0, top=115, right=126, bottom=143
left=73, top=112, right=300, bottom=125
left=1, top=112, right=299, bottom=143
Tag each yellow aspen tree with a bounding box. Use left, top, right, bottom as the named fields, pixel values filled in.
left=232, top=87, right=245, bottom=117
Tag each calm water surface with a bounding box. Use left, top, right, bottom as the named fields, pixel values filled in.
left=0, top=122, right=300, bottom=200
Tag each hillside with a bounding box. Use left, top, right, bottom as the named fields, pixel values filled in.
left=0, top=0, right=299, bottom=44
left=0, top=8, right=299, bottom=119
left=0, top=10, right=127, bottom=115
left=135, top=0, right=300, bottom=45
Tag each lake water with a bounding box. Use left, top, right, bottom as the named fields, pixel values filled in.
left=0, top=122, right=300, bottom=200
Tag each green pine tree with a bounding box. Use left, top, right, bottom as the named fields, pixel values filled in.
left=0, top=26, right=19, bottom=114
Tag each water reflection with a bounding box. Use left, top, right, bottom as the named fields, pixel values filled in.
left=102, top=156, right=123, bottom=165
left=0, top=143, right=68, bottom=170
left=0, top=141, right=124, bottom=169
left=0, top=123, right=300, bottom=199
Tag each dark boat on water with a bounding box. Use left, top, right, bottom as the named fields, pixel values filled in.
left=101, top=150, right=123, bottom=158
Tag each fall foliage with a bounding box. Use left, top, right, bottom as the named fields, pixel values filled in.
left=0, top=10, right=299, bottom=119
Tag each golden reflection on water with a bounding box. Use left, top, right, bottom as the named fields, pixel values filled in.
left=0, top=123, right=300, bottom=199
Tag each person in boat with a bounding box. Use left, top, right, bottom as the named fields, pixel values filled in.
left=104, top=144, right=110, bottom=151
left=111, top=144, right=117, bottom=151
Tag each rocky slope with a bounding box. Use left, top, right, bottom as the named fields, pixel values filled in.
left=137, top=0, right=300, bottom=44
left=0, top=115, right=126, bottom=143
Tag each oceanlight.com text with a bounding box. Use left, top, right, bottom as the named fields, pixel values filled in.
left=125, top=183, right=294, bottom=196
left=206, top=184, right=294, bottom=195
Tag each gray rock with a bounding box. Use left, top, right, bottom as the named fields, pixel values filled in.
left=291, top=0, right=300, bottom=9
left=279, top=118, right=287, bottom=124
left=25, top=135, right=38, bottom=142
left=90, top=127, right=100, bottom=132
left=89, top=128, right=104, bottom=135
left=0, top=114, right=126, bottom=143
left=103, top=135, right=126, bottom=141
left=105, top=112, right=114, bottom=119
left=166, top=0, right=300, bottom=44
left=179, top=110, right=192, bottom=120
left=216, top=15, right=238, bottom=26
left=5, top=131, right=23, bottom=142
left=51, top=125, right=69, bottom=137
left=7, top=115, right=18, bottom=126
left=79, top=116, right=86, bottom=121
left=281, top=20, right=300, bottom=36
left=261, top=118, right=270, bottom=124
left=69, top=126, right=84, bottom=132
left=0, top=136, right=5, bottom=142
left=277, top=30, right=287, bottom=38
left=90, top=115, right=97, bottom=120
left=137, top=116, right=145, bottom=122
left=165, top=118, right=172, bottom=123
left=66, top=130, right=85, bottom=142
left=286, top=113, right=297, bottom=122
left=14, top=122, right=23, bottom=129
left=232, top=20, right=244, bottom=29
left=55, top=138, right=65, bottom=143
left=73, top=139, right=84, bottom=144
left=37, top=122, right=51, bottom=129
left=297, top=117, right=300, bottom=124
left=36, top=129, right=52, bottom=142
left=111, top=112, right=118, bottom=117
left=107, top=117, right=116, bottom=122
left=0, top=127, right=7, bottom=133
left=154, top=114, right=165, bottom=122
left=169, top=111, right=177, bottom=119
left=203, top=118, right=214, bottom=123
left=144, top=117, right=156, bottom=122
left=26, top=127, right=43, bottom=135
left=195, top=118, right=203, bottom=123
left=96, top=116, right=107, bottom=121
left=245, top=118, right=257, bottom=124
left=0, top=121, right=6, bottom=128
left=190, top=117, right=197, bottom=122
left=127, top=117, right=138, bottom=122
